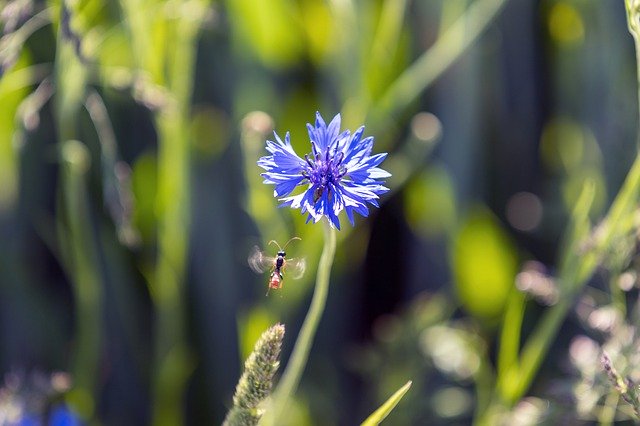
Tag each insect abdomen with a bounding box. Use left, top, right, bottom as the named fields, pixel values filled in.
left=269, top=272, right=282, bottom=289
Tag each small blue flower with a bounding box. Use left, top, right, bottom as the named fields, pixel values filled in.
left=258, top=112, right=390, bottom=229
left=49, top=404, right=81, bottom=426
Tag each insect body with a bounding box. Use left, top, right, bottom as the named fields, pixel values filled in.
left=248, top=237, right=306, bottom=295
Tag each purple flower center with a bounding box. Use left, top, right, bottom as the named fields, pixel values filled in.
left=303, top=146, right=347, bottom=201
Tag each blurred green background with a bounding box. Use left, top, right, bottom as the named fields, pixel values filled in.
left=1, top=0, right=639, bottom=424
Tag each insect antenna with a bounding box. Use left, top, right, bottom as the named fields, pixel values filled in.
left=282, top=236, right=301, bottom=251
left=268, top=240, right=283, bottom=251
left=268, top=237, right=301, bottom=253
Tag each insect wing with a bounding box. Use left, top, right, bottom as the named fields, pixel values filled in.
left=285, top=257, right=306, bottom=279
left=248, top=246, right=274, bottom=273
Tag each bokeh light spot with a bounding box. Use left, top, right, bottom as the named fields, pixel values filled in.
left=432, top=387, right=471, bottom=418
left=548, top=2, right=584, bottom=46
left=410, top=112, right=442, bottom=143
left=505, top=191, right=543, bottom=232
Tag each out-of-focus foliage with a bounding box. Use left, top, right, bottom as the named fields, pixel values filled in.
left=3, top=0, right=640, bottom=424
left=452, top=208, right=518, bottom=320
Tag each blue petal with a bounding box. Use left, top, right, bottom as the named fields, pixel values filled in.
left=307, top=123, right=319, bottom=152
left=274, top=175, right=306, bottom=197
left=260, top=132, right=306, bottom=174
left=346, top=155, right=389, bottom=183
left=315, top=111, right=326, bottom=129
left=341, top=181, right=382, bottom=205
left=345, top=205, right=356, bottom=225
left=326, top=113, right=342, bottom=145
left=281, top=187, right=323, bottom=223
left=368, top=167, right=392, bottom=179
left=341, top=126, right=364, bottom=163
left=320, top=189, right=341, bottom=229
left=307, top=112, right=342, bottom=153
left=261, top=172, right=303, bottom=184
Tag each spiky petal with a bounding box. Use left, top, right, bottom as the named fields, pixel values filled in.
left=259, top=112, right=390, bottom=229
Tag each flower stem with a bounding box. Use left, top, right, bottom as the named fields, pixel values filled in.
left=259, top=221, right=337, bottom=426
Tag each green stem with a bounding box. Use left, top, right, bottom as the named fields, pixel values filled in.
left=625, top=0, right=640, bottom=122
left=495, top=289, right=525, bottom=399
left=53, top=9, right=100, bottom=419
left=115, top=2, right=206, bottom=423
left=151, top=112, right=192, bottom=426
left=150, top=15, right=200, bottom=426
left=60, top=141, right=102, bottom=420
left=368, top=0, right=510, bottom=137
left=598, top=392, right=619, bottom=426
left=260, top=221, right=337, bottom=426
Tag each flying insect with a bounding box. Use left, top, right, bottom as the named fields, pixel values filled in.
left=248, top=237, right=306, bottom=295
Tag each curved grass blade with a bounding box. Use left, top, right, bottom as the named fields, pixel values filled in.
left=361, top=380, right=412, bottom=426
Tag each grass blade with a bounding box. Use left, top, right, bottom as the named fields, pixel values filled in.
left=361, top=380, right=412, bottom=426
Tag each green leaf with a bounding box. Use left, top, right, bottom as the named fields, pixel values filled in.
left=361, top=381, right=412, bottom=426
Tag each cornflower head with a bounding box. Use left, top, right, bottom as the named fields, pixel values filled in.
left=258, top=112, right=390, bottom=229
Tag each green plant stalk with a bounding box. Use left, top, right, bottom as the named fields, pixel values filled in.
left=368, top=0, right=408, bottom=88
left=150, top=13, right=201, bottom=426
left=54, top=13, right=102, bottom=419
left=151, top=113, right=192, bottom=426
left=368, top=0, right=510, bottom=137
left=626, top=0, right=640, bottom=118
left=473, top=352, right=496, bottom=420
left=116, top=2, right=206, bottom=423
left=495, top=289, right=525, bottom=398
left=598, top=392, right=620, bottom=426
left=259, top=221, right=337, bottom=426
left=114, top=0, right=206, bottom=425
left=60, top=141, right=103, bottom=420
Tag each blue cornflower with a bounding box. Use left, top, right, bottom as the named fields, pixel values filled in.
left=49, top=404, right=81, bottom=426
left=258, top=112, right=390, bottom=229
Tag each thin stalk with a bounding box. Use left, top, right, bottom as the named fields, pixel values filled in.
left=151, top=4, right=213, bottom=424
left=115, top=1, right=205, bottom=423
left=473, top=349, right=496, bottom=420
left=368, top=0, right=510, bottom=137
left=60, top=141, right=103, bottom=420
left=150, top=13, right=201, bottom=426
left=495, top=289, right=525, bottom=399
left=150, top=113, right=192, bottom=426
left=598, top=392, right=620, bottom=426
left=259, top=221, right=337, bottom=426
left=626, top=0, right=640, bottom=123
left=54, top=10, right=101, bottom=420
